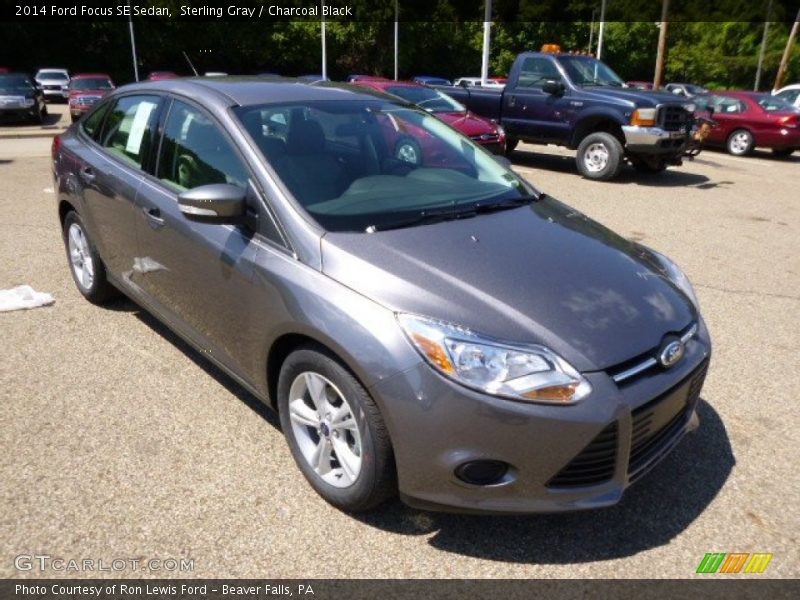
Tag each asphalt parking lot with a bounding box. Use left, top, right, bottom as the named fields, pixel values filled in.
left=1, top=134, right=798, bottom=579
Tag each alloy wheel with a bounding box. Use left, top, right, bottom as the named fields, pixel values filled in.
left=67, top=223, right=94, bottom=291
left=288, top=371, right=363, bottom=488
left=729, top=131, right=752, bottom=155
left=583, top=142, right=609, bottom=173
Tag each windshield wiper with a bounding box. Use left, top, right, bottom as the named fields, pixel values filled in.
left=365, top=206, right=476, bottom=232
left=473, top=195, right=538, bottom=213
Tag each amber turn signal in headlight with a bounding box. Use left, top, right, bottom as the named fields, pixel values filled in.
left=630, top=108, right=656, bottom=127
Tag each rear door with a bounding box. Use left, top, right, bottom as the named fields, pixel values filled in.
left=72, top=94, right=162, bottom=276
left=503, top=55, right=571, bottom=143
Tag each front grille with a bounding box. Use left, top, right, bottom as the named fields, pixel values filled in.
left=44, top=85, right=61, bottom=90
left=470, top=133, right=500, bottom=143
left=547, top=422, right=618, bottom=488
left=75, top=96, right=101, bottom=106
left=657, top=104, right=691, bottom=132
left=628, top=360, right=708, bottom=480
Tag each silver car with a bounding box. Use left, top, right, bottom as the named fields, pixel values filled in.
left=34, top=68, right=70, bottom=101
left=53, top=78, right=711, bottom=513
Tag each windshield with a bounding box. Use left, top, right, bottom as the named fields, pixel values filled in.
left=384, top=86, right=465, bottom=113
left=0, top=75, right=34, bottom=93
left=236, top=100, right=532, bottom=233
left=38, top=71, right=68, bottom=80
left=71, top=78, right=113, bottom=91
left=557, top=56, right=624, bottom=87
left=757, top=95, right=797, bottom=112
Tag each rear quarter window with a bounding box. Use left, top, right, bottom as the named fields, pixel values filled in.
left=100, top=95, right=161, bottom=169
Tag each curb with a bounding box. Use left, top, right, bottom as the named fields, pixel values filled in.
left=0, top=128, right=67, bottom=139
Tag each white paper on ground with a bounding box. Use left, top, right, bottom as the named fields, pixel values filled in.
left=0, top=285, right=55, bottom=312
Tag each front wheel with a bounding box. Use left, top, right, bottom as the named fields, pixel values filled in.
left=576, top=132, right=624, bottom=180
left=504, top=137, right=519, bottom=156
left=727, top=129, right=754, bottom=156
left=277, top=346, right=396, bottom=512
left=62, top=211, right=118, bottom=304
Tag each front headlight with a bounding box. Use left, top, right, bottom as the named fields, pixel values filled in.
left=631, top=108, right=657, bottom=127
left=650, top=250, right=700, bottom=309
left=397, top=314, right=592, bottom=404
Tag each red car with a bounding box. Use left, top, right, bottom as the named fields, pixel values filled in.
left=0, top=67, right=9, bottom=73
left=698, top=91, right=800, bottom=157
left=68, top=73, right=115, bottom=122
left=147, top=71, right=179, bottom=81
left=350, top=79, right=507, bottom=154
left=626, top=80, right=653, bottom=90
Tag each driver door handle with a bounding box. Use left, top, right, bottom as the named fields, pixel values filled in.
left=142, top=206, right=165, bottom=229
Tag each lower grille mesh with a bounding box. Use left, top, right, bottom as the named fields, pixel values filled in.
left=547, top=422, right=618, bottom=488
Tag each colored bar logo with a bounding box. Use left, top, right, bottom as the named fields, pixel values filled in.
left=696, top=553, right=773, bottom=574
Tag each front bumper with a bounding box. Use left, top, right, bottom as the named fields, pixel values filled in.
left=42, top=89, right=69, bottom=100
left=369, top=319, right=711, bottom=514
left=622, top=125, right=689, bottom=155
left=0, top=107, right=38, bottom=120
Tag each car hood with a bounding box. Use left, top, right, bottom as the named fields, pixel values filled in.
left=580, top=87, right=687, bottom=108
left=436, top=111, right=497, bottom=135
left=320, top=197, right=696, bottom=372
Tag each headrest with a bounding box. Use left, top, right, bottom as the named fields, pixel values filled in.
left=286, top=119, right=326, bottom=155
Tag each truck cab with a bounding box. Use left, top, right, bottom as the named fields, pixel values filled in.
left=438, top=48, right=696, bottom=180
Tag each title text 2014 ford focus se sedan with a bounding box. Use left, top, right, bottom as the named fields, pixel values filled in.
left=53, top=78, right=711, bottom=514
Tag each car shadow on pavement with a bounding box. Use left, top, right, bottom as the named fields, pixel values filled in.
left=105, top=296, right=281, bottom=430
left=511, top=149, right=728, bottom=189
left=356, top=399, right=734, bottom=564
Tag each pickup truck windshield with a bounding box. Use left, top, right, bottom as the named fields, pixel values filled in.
left=37, top=71, right=68, bottom=80
left=558, top=56, right=624, bottom=87
left=0, top=75, right=34, bottom=93
left=236, top=100, right=532, bottom=232
left=71, top=78, right=113, bottom=91
left=384, top=86, right=465, bottom=113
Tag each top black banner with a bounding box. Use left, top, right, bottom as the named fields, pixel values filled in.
left=2, top=0, right=800, bottom=22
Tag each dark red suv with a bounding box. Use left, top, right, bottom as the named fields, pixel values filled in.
left=68, top=73, right=115, bottom=122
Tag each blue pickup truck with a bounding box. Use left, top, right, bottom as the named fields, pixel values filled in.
left=437, top=49, right=697, bottom=180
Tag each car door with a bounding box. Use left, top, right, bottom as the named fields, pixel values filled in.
left=705, top=96, right=747, bottom=144
left=503, top=55, right=571, bottom=143
left=130, top=97, right=280, bottom=384
left=71, top=94, right=162, bottom=276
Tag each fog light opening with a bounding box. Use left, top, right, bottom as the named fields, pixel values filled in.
left=455, top=460, right=510, bottom=486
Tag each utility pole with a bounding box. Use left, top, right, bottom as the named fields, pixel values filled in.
left=588, top=8, right=597, bottom=53
left=773, top=8, right=799, bottom=91
left=653, top=0, right=670, bottom=89
left=394, top=0, right=399, bottom=80
left=597, top=0, right=607, bottom=60
left=321, top=1, right=327, bottom=80
left=480, top=0, right=492, bottom=86
left=127, top=0, right=139, bottom=82
left=754, top=0, right=773, bottom=91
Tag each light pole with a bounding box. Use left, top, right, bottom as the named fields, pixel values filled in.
left=596, top=0, right=607, bottom=60
left=394, top=0, right=399, bottom=80
left=321, top=1, right=327, bottom=80
left=653, top=0, right=670, bottom=89
left=127, top=0, right=139, bottom=82
left=480, top=0, right=492, bottom=86
left=754, top=0, right=773, bottom=91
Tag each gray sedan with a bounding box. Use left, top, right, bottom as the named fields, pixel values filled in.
left=53, top=78, right=711, bottom=513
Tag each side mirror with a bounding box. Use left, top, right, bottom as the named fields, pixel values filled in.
left=542, top=80, right=565, bottom=96
left=178, top=183, right=246, bottom=224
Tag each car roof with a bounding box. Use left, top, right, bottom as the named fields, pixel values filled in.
left=72, top=73, right=112, bottom=79
left=775, top=84, right=800, bottom=92
left=36, top=68, right=68, bottom=73
left=114, top=77, right=401, bottom=109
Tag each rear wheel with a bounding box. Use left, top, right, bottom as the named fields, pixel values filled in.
left=62, top=211, right=118, bottom=304
left=727, top=129, right=754, bottom=156
left=576, top=132, right=624, bottom=180
left=772, top=148, right=795, bottom=158
left=504, top=137, right=519, bottom=156
left=277, top=346, right=396, bottom=512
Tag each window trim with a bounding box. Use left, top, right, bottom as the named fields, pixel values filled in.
left=147, top=93, right=293, bottom=254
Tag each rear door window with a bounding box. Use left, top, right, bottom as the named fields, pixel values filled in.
left=100, top=95, right=161, bottom=169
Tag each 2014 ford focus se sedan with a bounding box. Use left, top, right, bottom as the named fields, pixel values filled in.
left=53, top=78, right=711, bottom=513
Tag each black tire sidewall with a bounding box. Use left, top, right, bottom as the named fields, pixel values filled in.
left=505, top=137, right=519, bottom=156
left=277, top=348, right=393, bottom=511
left=576, top=132, right=624, bottom=180
left=62, top=211, right=111, bottom=303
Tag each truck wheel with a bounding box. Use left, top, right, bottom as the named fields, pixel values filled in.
left=504, top=138, right=519, bottom=156
left=727, top=129, right=753, bottom=156
left=631, top=156, right=667, bottom=173
left=576, top=132, right=624, bottom=180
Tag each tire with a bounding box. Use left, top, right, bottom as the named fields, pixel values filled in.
left=772, top=148, right=795, bottom=158
left=504, top=137, right=519, bottom=156
left=277, top=346, right=396, bottom=512
left=62, top=211, right=118, bottom=304
left=727, top=129, right=754, bottom=156
left=576, top=132, right=624, bottom=180
left=394, top=137, right=422, bottom=165
left=631, top=156, right=668, bottom=173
